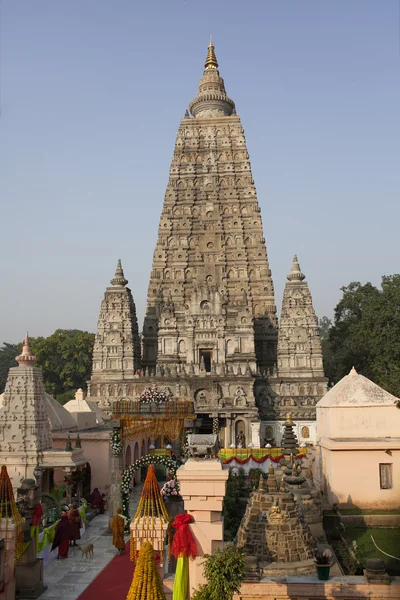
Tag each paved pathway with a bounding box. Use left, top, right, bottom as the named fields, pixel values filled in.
left=39, top=485, right=144, bottom=600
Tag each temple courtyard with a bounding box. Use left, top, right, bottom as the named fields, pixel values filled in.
left=37, top=486, right=143, bottom=600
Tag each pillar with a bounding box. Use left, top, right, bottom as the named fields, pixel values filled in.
left=251, top=421, right=261, bottom=448
left=108, top=423, right=124, bottom=531
left=177, top=459, right=228, bottom=595
left=15, top=479, right=46, bottom=599
left=0, top=522, right=16, bottom=600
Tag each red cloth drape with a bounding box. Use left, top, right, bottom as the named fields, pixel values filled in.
left=32, top=503, right=43, bottom=526
left=171, top=514, right=197, bottom=559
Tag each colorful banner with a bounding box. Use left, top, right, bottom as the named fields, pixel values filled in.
left=217, top=447, right=307, bottom=465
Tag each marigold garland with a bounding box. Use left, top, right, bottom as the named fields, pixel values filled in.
left=0, top=465, right=24, bottom=566
left=121, top=455, right=177, bottom=522
left=126, top=541, right=166, bottom=600
left=129, top=465, right=171, bottom=565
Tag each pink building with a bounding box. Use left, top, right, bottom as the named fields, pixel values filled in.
left=316, top=368, right=400, bottom=509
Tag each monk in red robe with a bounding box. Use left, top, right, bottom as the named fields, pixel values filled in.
left=51, top=513, right=70, bottom=559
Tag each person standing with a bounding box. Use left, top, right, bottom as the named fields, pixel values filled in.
left=110, top=508, right=126, bottom=555
left=68, top=503, right=82, bottom=547
left=51, top=513, right=70, bottom=559
left=89, top=488, right=105, bottom=513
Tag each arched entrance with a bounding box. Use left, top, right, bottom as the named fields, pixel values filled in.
left=120, top=455, right=178, bottom=520
left=125, top=445, right=132, bottom=469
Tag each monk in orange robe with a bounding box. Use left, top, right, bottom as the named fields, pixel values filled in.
left=110, top=507, right=126, bottom=554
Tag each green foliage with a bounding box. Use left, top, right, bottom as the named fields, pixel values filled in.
left=248, top=468, right=265, bottom=490
left=191, top=544, right=246, bottom=600
left=320, top=276, right=400, bottom=401
left=54, top=389, right=78, bottom=405
left=333, top=540, right=365, bottom=575
left=41, top=486, right=67, bottom=520
left=0, top=342, right=21, bottom=394
left=223, top=470, right=249, bottom=541
left=0, top=330, right=95, bottom=398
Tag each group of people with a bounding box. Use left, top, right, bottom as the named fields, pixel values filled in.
left=51, top=503, right=83, bottom=559
left=51, top=488, right=126, bottom=560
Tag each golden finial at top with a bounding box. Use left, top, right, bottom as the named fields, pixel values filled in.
left=205, top=36, right=218, bottom=70
left=285, top=413, right=293, bottom=425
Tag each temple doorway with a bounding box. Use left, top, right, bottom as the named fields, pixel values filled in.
left=199, top=349, right=212, bottom=372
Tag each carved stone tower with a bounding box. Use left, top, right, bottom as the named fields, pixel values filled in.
left=278, top=255, right=325, bottom=381
left=142, top=40, right=277, bottom=377
left=256, top=256, right=328, bottom=445
left=0, top=334, right=52, bottom=484
left=88, top=260, right=141, bottom=406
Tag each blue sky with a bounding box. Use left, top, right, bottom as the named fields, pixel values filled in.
left=1, top=1, right=399, bottom=344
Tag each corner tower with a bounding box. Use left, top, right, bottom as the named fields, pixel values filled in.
left=88, top=260, right=141, bottom=407
left=142, top=40, right=277, bottom=376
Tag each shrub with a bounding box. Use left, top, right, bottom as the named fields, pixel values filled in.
left=191, top=544, right=246, bottom=600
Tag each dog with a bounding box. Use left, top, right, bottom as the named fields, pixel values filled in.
left=76, top=543, right=94, bottom=560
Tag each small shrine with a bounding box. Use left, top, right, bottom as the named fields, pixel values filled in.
left=130, top=465, right=171, bottom=576
left=236, top=464, right=316, bottom=577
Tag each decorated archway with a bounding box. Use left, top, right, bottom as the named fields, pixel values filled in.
left=120, top=454, right=178, bottom=520
left=133, top=442, right=140, bottom=485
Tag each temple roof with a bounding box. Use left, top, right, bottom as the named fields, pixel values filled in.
left=317, top=367, right=399, bottom=408
left=64, top=389, right=109, bottom=425
left=0, top=391, right=77, bottom=432
left=110, top=259, right=128, bottom=287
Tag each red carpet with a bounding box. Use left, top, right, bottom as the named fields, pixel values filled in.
left=77, top=542, right=134, bottom=600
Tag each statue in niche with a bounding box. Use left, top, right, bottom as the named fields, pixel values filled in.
left=233, top=387, right=247, bottom=407
left=282, top=397, right=295, bottom=407
left=301, top=426, right=310, bottom=439
left=196, top=389, right=208, bottom=406
left=236, top=429, right=246, bottom=448
left=258, top=387, right=272, bottom=407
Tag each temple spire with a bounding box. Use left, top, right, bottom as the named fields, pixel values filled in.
left=189, top=37, right=235, bottom=118
left=205, top=36, right=218, bottom=70
left=110, top=259, right=128, bottom=287
left=16, top=332, right=36, bottom=367
left=287, top=254, right=305, bottom=282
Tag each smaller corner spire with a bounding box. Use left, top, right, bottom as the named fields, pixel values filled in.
left=205, top=36, right=218, bottom=70
left=110, top=259, right=128, bottom=287
left=16, top=332, right=36, bottom=367
left=287, top=254, right=305, bottom=282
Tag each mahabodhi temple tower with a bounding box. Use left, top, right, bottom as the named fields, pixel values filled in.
left=88, top=41, right=327, bottom=446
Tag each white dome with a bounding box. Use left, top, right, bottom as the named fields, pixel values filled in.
left=317, top=367, right=399, bottom=408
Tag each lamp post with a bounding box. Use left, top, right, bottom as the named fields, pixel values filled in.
left=33, top=463, right=42, bottom=486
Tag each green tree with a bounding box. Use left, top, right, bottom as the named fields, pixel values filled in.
left=0, top=342, right=22, bottom=393
left=318, top=316, right=335, bottom=386
left=32, top=329, right=95, bottom=397
left=325, top=276, right=400, bottom=402
left=0, top=329, right=95, bottom=398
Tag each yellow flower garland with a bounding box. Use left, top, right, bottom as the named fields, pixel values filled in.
left=126, top=541, right=166, bottom=600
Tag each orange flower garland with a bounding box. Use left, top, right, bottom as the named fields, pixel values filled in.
left=126, top=541, right=166, bottom=600
left=130, top=465, right=171, bottom=563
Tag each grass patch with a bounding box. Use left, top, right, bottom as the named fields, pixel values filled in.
left=344, top=527, right=400, bottom=576
left=340, top=508, right=400, bottom=515
left=323, top=510, right=337, bottom=516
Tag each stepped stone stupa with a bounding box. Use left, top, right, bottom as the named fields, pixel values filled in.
left=87, top=40, right=327, bottom=446
left=236, top=466, right=316, bottom=576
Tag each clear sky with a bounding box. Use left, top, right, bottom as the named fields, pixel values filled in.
left=1, top=1, right=399, bottom=344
